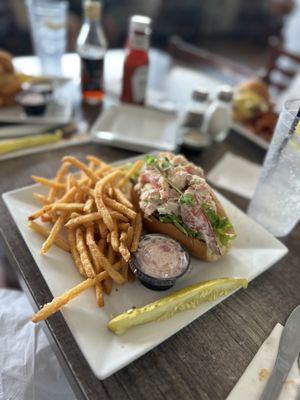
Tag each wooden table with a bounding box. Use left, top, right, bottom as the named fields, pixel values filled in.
left=1, top=50, right=300, bottom=400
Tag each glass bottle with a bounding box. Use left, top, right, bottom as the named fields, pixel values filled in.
left=121, top=15, right=151, bottom=105
left=77, top=1, right=107, bottom=105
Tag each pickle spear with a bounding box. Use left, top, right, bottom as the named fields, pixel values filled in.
left=0, top=130, right=62, bottom=155
left=108, top=277, right=248, bottom=335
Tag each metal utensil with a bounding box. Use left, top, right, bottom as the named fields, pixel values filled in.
left=260, top=305, right=300, bottom=400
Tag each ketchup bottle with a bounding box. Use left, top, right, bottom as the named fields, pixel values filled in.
left=121, top=15, right=152, bottom=105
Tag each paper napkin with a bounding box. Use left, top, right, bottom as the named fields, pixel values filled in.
left=0, top=289, right=75, bottom=400
left=207, top=152, right=262, bottom=199
left=227, top=323, right=300, bottom=400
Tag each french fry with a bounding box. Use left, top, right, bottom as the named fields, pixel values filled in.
left=95, top=283, right=104, bottom=307
left=119, top=222, right=130, bottom=231
left=131, top=212, right=142, bottom=252
left=95, top=165, right=112, bottom=177
left=41, top=214, right=53, bottom=223
left=98, top=238, right=106, bottom=253
left=32, top=175, right=66, bottom=190
left=126, top=226, right=134, bottom=249
left=98, top=220, right=108, bottom=238
left=48, top=162, right=70, bottom=202
left=107, top=186, right=113, bottom=197
left=30, top=189, right=77, bottom=222
left=103, top=277, right=113, bottom=295
left=94, top=170, right=123, bottom=232
left=65, top=212, right=102, bottom=229
left=119, top=232, right=131, bottom=262
left=58, top=186, right=77, bottom=203
left=41, top=212, right=67, bottom=254
left=104, top=244, right=115, bottom=294
left=86, top=227, right=125, bottom=285
left=70, top=212, right=80, bottom=219
left=86, top=155, right=108, bottom=168
left=83, top=197, right=94, bottom=213
left=103, top=195, right=136, bottom=220
left=74, top=190, right=84, bottom=203
left=114, top=188, right=133, bottom=209
left=28, top=221, right=70, bottom=252
left=110, top=226, right=119, bottom=252
left=85, top=225, right=105, bottom=307
left=52, top=203, right=85, bottom=212
left=32, top=271, right=108, bottom=322
left=68, top=229, right=85, bottom=276
left=107, top=244, right=116, bottom=264
left=28, top=205, right=51, bottom=220
left=33, top=192, right=50, bottom=205
left=76, top=228, right=95, bottom=279
left=108, top=210, right=128, bottom=222
left=66, top=173, right=74, bottom=191
left=85, top=225, right=100, bottom=273
left=117, top=160, right=143, bottom=188
left=62, top=156, right=99, bottom=183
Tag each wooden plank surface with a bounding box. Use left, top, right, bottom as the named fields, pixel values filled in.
left=0, top=133, right=299, bottom=400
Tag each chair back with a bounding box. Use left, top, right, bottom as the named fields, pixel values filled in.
left=263, top=36, right=300, bottom=92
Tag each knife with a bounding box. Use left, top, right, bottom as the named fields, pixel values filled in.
left=260, top=305, right=300, bottom=400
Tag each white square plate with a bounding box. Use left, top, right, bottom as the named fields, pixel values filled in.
left=2, top=155, right=287, bottom=379
left=91, top=104, right=180, bottom=152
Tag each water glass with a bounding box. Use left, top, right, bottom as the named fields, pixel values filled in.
left=248, top=99, right=300, bottom=237
left=26, top=0, right=68, bottom=76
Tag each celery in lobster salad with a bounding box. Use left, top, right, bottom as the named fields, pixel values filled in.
left=134, top=153, right=235, bottom=255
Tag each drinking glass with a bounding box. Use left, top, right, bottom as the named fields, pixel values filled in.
left=248, top=99, right=300, bottom=237
left=26, top=0, right=68, bottom=76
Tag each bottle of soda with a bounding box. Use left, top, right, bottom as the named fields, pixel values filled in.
left=77, top=1, right=107, bottom=105
left=121, top=15, right=151, bottom=105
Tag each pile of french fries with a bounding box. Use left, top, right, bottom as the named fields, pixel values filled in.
left=28, top=155, right=143, bottom=323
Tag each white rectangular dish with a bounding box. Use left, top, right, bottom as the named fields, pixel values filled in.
left=91, top=104, right=180, bottom=152
left=2, top=155, right=287, bottom=379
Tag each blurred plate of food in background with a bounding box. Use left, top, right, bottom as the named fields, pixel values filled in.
left=0, top=50, right=73, bottom=125
left=232, top=78, right=278, bottom=149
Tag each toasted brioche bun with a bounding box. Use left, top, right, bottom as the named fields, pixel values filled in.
left=132, top=188, right=235, bottom=262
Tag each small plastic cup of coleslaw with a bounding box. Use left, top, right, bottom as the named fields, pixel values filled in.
left=129, top=234, right=190, bottom=291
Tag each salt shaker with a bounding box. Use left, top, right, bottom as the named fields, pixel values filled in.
left=181, top=88, right=211, bottom=150
left=204, top=86, right=233, bottom=142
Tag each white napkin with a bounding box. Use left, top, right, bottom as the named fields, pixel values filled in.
left=0, top=289, right=75, bottom=400
left=227, top=323, right=300, bottom=400
left=207, top=152, right=262, bottom=199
